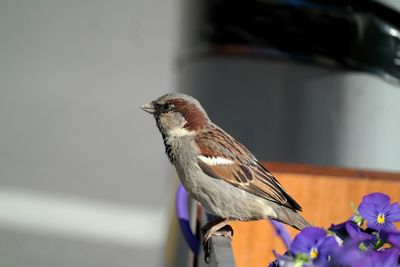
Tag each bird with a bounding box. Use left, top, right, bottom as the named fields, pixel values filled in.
left=141, top=93, right=310, bottom=258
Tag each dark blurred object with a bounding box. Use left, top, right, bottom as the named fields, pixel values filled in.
left=180, top=0, right=400, bottom=84
left=173, top=2, right=400, bottom=266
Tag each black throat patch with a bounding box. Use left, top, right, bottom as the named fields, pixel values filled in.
left=156, top=117, right=175, bottom=164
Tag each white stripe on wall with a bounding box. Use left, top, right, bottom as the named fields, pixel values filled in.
left=0, top=186, right=165, bottom=247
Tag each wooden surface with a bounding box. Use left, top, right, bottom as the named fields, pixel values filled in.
left=230, top=162, right=400, bottom=267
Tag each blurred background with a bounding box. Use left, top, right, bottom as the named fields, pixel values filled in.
left=0, top=1, right=178, bottom=266
left=1, top=0, right=400, bottom=267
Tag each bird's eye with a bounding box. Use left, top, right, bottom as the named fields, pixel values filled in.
left=157, top=102, right=174, bottom=113
left=162, top=103, right=171, bottom=112
left=162, top=103, right=169, bottom=111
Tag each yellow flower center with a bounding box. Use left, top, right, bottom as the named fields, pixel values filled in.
left=377, top=213, right=385, bottom=224
left=310, top=247, right=318, bottom=260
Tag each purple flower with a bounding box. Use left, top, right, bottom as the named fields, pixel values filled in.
left=290, top=227, right=338, bottom=264
left=381, top=230, right=400, bottom=248
left=388, top=232, right=400, bottom=248
left=270, top=220, right=292, bottom=250
left=329, top=221, right=350, bottom=240
left=367, top=249, right=400, bottom=267
left=329, top=221, right=375, bottom=242
left=345, top=221, right=377, bottom=247
left=333, top=245, right=400, bottom=267
left=332, top=243, right=366, bottom=266
left=358, top=193, right=400, bottom=232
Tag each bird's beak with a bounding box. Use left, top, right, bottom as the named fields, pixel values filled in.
left=140, top=101, right=156, bottom=114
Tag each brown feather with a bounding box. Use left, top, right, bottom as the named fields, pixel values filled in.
left=167, top=99, right=209, bottom=131
left=195, top=126, right=302, bottom=211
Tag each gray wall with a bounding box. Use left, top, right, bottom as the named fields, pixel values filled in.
left=0, top=1, right=178, bottom=266
left=179, top=58, right=400, bottom=172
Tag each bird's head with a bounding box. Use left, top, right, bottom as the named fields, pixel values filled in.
left=141, top=93, right=210, bottom=137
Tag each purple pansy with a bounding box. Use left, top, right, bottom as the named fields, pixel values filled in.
left=269, top=193, right=400, bottom=267
left=366, top=249, right=400, bottom=267
left=364, top=248, right=399, bottom=267
left=345, top=221, right=377, bottom=247
left=381, top=230, right=400, bottom=248
left=329, top=221, right=350, bottom=240
left=388, top=232, right=400, bottom=248
left=290, top=227, right=338, bottom=264
left=358, top=193, right=400, bottom=232
left=329, top=221, right=376, bottom=245
left=334, top=245, right=400, bottom=267
left=332, top=243, right=366, bottom=266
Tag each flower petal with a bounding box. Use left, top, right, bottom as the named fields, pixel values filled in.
left=368, top=249, right=400, bottom=267
left=317, top=236, right=339, bottom=258
left=361, top=193, right=390, bottom=206
left=329, top=221, right=349, bottom=240
left=290, top=227, right=326, bottom=254
left=383, top=223, right=396, bottom=231
left=331, top=244, right=367, bottom=266
left=384, top=203, right=400, bottom=223
left=367, top=219, right=383, bottom=232
left=358, top=202, right=378, bottom=222
left=345, top=221, right=375, bottom=243
left=388, top=232, right=400, bottom=247
left=290, top=235, right=312, bottom=254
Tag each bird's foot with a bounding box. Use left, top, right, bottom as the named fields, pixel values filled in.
left=203, top=224, right=234, bottom=243
left=201, top=219, right=233, bottom=263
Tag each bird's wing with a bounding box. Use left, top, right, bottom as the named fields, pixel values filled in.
left=194, top=126, right=302, bottom=211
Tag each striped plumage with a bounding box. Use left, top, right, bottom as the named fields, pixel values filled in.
left=141, top=93, right=310, bottom=233
left=195, top=125, right=302, bottom=212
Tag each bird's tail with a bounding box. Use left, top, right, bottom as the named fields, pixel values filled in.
left=289, top=212, right=312, bottom=230
left=273, top=205, right=312, bottom=230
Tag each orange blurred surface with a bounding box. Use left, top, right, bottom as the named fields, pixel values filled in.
left=230, top=162, right=400, bottom=267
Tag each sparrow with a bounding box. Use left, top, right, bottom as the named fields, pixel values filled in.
left=141, top=93, right=310, bottom=256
